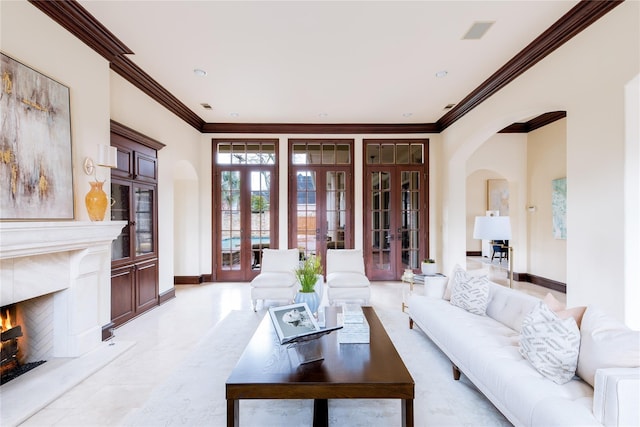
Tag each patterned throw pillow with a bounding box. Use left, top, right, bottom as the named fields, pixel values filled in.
left=519, top=302, right=580, bottom=384
left=449, top=274, right=490, bottom=315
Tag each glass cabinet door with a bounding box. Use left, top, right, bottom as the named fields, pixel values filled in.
left=111, top=181, right=131, bottom=261
left=134, top=185, right=155, bottom=257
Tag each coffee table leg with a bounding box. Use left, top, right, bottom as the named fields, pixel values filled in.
left=227, top=399, right=238, bottom=427
left=402, top=398, right=414, bottom=427
left=313, top=399, right=328, bottom=427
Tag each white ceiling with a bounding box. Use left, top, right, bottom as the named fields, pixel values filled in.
left=80, top=1, right=578, bottom=125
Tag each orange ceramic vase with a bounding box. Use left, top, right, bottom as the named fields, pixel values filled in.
left=85, top=181, right=108, bottom=221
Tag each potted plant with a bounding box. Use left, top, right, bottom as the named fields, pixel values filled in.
left=294, top=254, right=323, bottom=314
left=421, top=258, right=437, bottom=275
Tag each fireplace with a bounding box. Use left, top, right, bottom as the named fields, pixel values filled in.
left=0, top=221, right=127, bottom=425
left=0, top=302, right=47, bottom=384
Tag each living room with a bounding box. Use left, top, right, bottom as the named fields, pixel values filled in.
left=1, top=0, right=639, bottom=425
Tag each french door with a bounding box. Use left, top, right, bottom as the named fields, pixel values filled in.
left=364, top=141, right=428, bottom=280
left=213, top=140, right=277, bottom=281
left=289, top=140, right=353, bottom=268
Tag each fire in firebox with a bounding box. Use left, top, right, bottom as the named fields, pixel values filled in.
left=1, top=306, right=45, bottom=384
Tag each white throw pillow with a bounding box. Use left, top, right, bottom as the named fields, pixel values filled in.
left=449, top=274, right=490, bottom=316
left=519, top=302, right=580, bottom=384
left=443, top=265, right=488, bottom=301
left=576, top=306, right=640, bottom=387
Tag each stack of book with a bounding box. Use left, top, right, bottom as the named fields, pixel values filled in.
left=337, top=304, right=370, bottom=344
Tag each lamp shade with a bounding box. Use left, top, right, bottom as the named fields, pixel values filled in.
left=97, top=144, right=118, bottom=168
left=473, top=216, right=512, bottom=240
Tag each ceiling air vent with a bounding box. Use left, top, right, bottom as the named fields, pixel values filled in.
left=463, top=21, right=494, bottom=40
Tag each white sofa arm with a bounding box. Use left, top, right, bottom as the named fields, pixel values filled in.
left=593, top=367, right=640, bottom=427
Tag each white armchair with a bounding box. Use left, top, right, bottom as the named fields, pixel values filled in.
left=250, top=248, right=299, bottom=311
left=326, top=249, right=371, bottom=306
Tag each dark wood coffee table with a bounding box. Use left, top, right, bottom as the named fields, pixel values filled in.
left=226, top=306, right=414, bottom=427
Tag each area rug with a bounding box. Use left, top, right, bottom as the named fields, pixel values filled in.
left=122, top=308, right=510, bottom=426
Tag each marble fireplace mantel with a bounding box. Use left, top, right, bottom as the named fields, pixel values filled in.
left=0, top=220, right=127, bottom=260
left=0, top=221, right=131, bottom=427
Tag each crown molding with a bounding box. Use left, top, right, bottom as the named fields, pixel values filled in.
left=29, top=0, right=621, bottom=135
left=437, top=0, right=622, bottom=131
left=499, top=111, right=567, bottom=133
left=201, top=122, right=439, bottom=134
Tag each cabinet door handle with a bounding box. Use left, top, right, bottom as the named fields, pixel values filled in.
left=130, top=221, right=136, bottom=226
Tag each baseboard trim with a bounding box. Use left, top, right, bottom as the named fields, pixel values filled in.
left=174, top=275, right=204, bottom=285
left=159, top=288, right=176, bottom=304
left=513, top=272, right=566, bottom=293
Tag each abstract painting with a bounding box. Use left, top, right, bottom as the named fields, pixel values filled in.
left=487, top=179, right=509, bottom=216
left=1, top=53, right=73, bottom=220
left=552, top=177, right=567, bottom=239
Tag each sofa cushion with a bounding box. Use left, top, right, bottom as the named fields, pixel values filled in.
left=250, top=272, right=297, bottom=288
left=326, top=249, right=366, bottom=274
left=543, top=293, right=587, bottom=328
left=326, top=272, right=370, bottom=287
left=449, top=274, right=490, bottom=315
left=260, top=248, right=300, bottom=273
left=519, top=302, right=580, bottom=384
left=443, top=264, right=488, bottom=301
left=577, top=305, right=640, bottom=387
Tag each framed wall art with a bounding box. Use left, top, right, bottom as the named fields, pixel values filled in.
left=1, top=53, right=73, bottom=220
left=552, top=177, right=567, bottom=239
left=487, top=179, right=509, bottom=216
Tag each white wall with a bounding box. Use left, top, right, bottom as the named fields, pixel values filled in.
left=441, top=1, right=639, bottom=323
left=1, top=0, right=112, bottom=329
left=527, top=119, right=567, bottom=283
left=624, top=74, right=639, bottom=329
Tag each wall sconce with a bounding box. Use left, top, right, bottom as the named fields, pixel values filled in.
left=83, top=144, right=118, bottom=177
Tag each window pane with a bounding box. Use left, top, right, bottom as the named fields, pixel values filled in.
left=411, top=144, right=423, bottom=164
left=308, top=144, right=321, bottom=164
left=292, top=143, right=306, bottom=164
left=231, top=143, right=246, bottom=164
left=336, top=144, right=350, bottom=164
left=262, top=144, right=276, bottom=164
left=380, top=144, right=394, bottom=164
left=217, top=143, right=232, bottom=164
left=366, top=144, right=379, bottom=164
left=396, top=144, right=409, bottom=164
left=322, top=144, right=335, bottom=164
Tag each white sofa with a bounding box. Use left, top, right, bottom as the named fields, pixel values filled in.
left=407, top=270, right=639, bottom=427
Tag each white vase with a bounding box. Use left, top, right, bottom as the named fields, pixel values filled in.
left=421, top=262, right=437, bottom=275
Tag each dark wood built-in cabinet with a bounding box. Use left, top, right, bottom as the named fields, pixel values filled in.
left=109, top=121, right=165, bottom=330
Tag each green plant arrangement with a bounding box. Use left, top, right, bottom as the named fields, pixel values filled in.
left=295, top=254, right=323, bottom=293
left=423, top=258, right=436, bottom=264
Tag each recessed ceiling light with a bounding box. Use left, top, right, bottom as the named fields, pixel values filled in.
left=435, top=70, right=448, bottom=78
left=318, top=113, right=329, bottom=118
left=230, top=112, right=240, bottom=117
left=200, top=103, right=212, bottom=110
left=402, top=113, right=413, bottom=118
left=193, top=68, right=207, bottom=77
left=444, top=103, right=456, bottom=110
